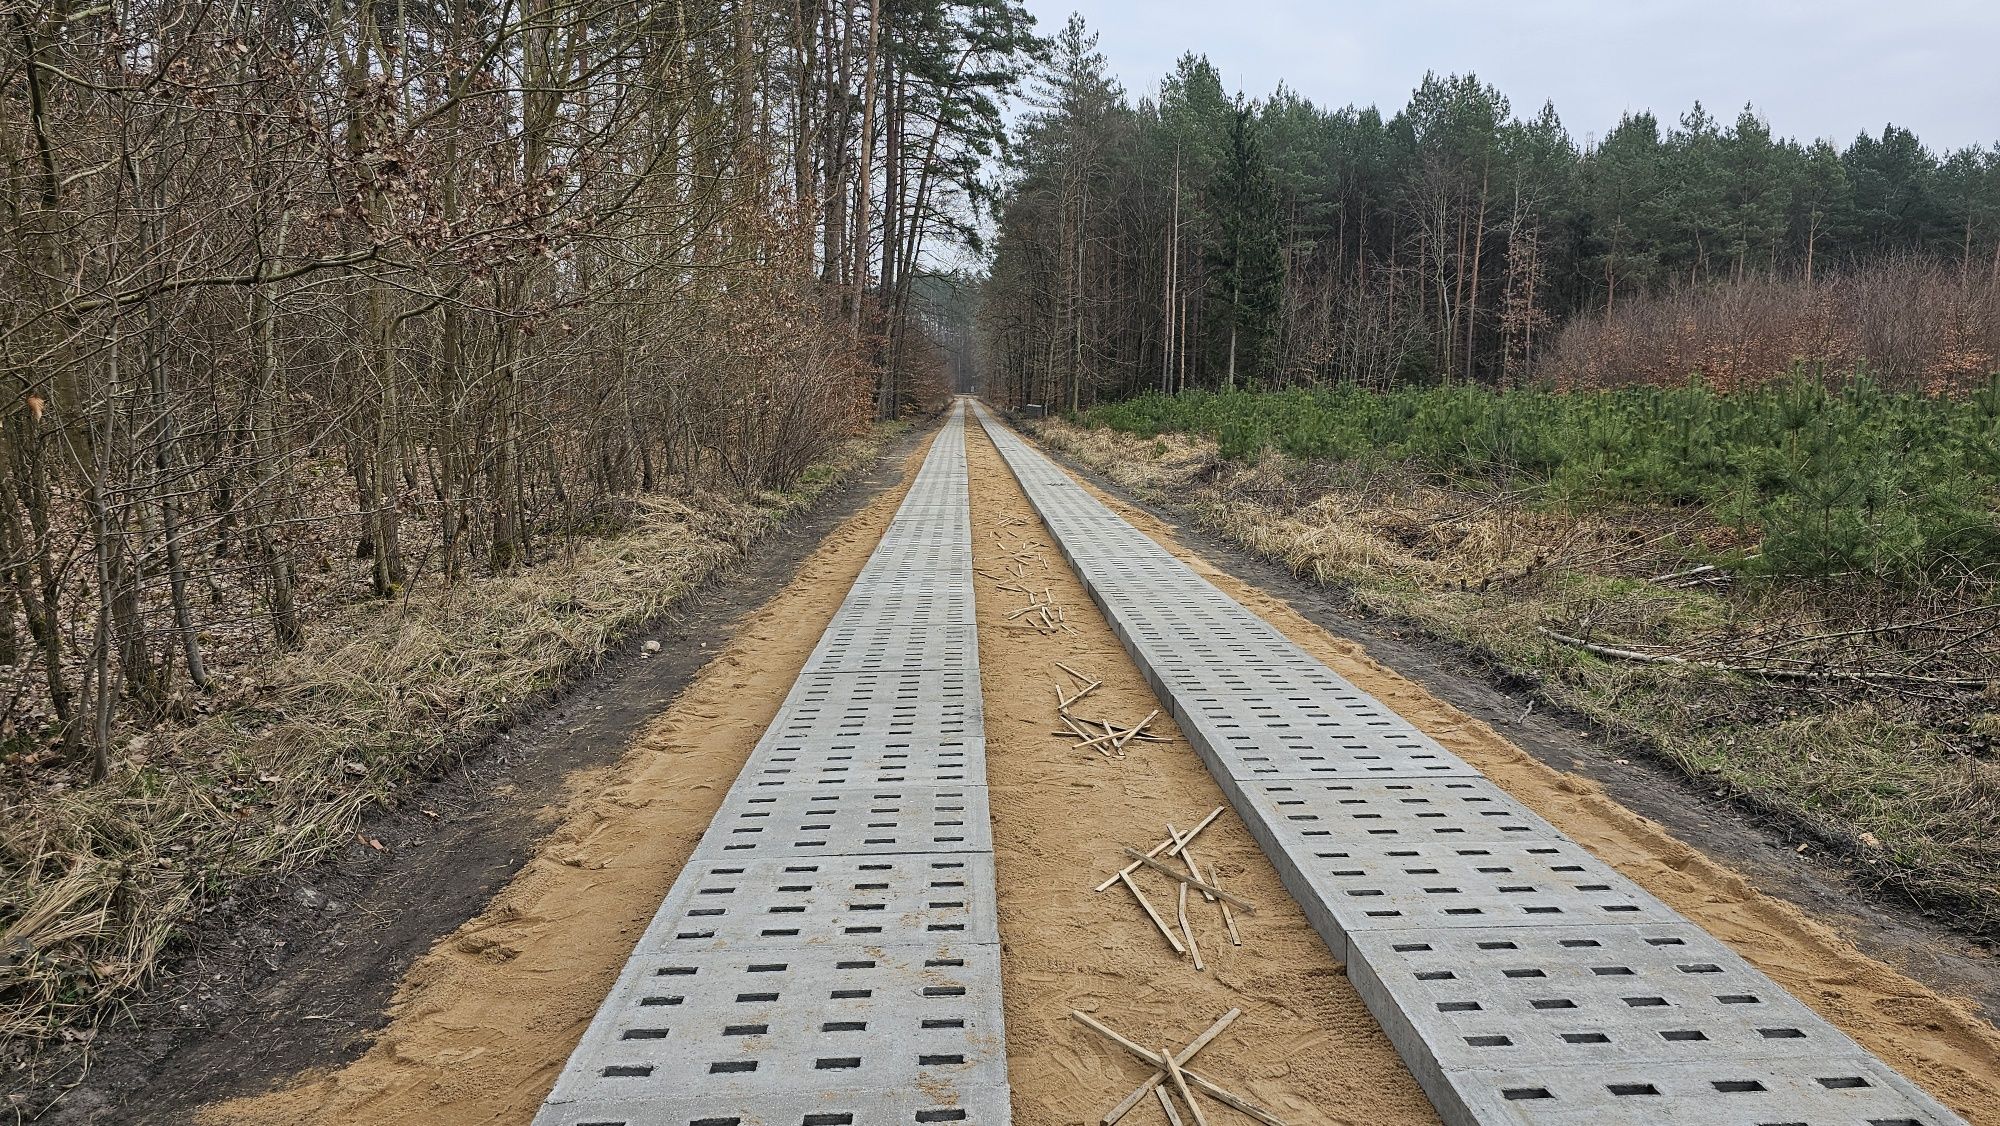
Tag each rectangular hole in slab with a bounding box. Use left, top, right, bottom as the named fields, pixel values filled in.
left=602, top=1065, right=653, bottom=1078
left=1714, top=1080, right=1767, bottom=1093
left=1464, top=1035, right=1512, bottom=1047
left=1660, top=1030, right=1708, bottom=1041
left=915, top=1112, right=967, bottom=1123
left=1560, top=1032, right=1610, bottom=1044
left=690, top=1119, right=740, bottom=1126
left=1818, top=1077, right=1871, bottom=1089
left=709, top=1061, right=757, bottom=1074
left=620, top=1029, right=669, bottom=1040
left=736, top=992, right=778, bottom=1003
left=1607, top=1084, right=1659, bottom=1097
left=816, top=1057, right=863, bottom=1070
left=723, top=1024, right=768, bottom=1037
left=919, top=1054, right=965, bottom=1065
left=924, top=1018, right=966, bottom=1029
left=823, top=1021, right=867, bottom=1032
left=802, top=1116, right=855, bottom=1126
left=1759, top=1027, right=1806, bottom=1039
left=1501, top=1088, right=1553, bottom=1101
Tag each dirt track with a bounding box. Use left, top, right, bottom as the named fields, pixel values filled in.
left=184, top=412, right=2000, bottom=1125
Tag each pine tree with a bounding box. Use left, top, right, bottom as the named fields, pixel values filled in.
left=1208, top=104, right=1283, bottom=389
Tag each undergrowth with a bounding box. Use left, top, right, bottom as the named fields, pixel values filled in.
left=1081, top=374, right=2000, bottom=583
left=0, top=423, right=906, bottom=1050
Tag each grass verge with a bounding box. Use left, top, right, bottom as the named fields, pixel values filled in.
left=0, top=422, right=908, bottom=1049
left=1032, top=418, right=2000, bottom=937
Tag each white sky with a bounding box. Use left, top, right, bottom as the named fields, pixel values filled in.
left=1021, top=0, right=2000, bottom=152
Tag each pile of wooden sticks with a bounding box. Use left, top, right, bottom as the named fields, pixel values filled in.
left=1095, top=806, right=1248, bottom=971
left=979, top=517, right=1078, bottom=635
left=1050, top=663, right=1162, bottom=758
left=1070, top=1007, right=1288, bottom=1126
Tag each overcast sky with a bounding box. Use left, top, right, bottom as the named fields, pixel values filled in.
left=1020, top=0, right=2000, bottom=153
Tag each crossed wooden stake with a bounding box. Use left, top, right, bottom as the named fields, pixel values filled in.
left=1070, top=1008, right=1289, bottom=1126
left=1095, top=806, right=1249, bottom=968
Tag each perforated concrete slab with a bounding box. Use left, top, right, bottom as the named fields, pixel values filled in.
left=538, top=1087, right=1013, bottom=1126
left=739, top=734, right=987, bottom=789
left=1241, top=777, right=1561, bottom=850
left=769, top=669, right=984, bottom=742
left=1288, top=841, right=1676, bottom=957
left=1435, top=1055, right=1959, bottom=1126
left=637, top=854, right=1000, bottom=952
left=541, top=944, right=1008, bottom=1126
left=804, top=621, right=978, bottom=675
left=1183, top=722, right=1478, bottom=782
left=1347, top=923, right=1857, bottom=1079
left=693, top=785, right=993, bottom=860
left=539, top=404, right=1010, bottom=1126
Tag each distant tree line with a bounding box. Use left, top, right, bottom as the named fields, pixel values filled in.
left=979, top=16, right=2000, bottom=407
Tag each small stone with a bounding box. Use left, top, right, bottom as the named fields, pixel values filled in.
left=295, top=887, right=327, bottom=910
left=642, top=640, right=662, bottom=653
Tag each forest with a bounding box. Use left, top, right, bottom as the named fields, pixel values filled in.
left=1, top=0, right=1033, bottom=1043
left=979, top=17, right=2000, bottom=409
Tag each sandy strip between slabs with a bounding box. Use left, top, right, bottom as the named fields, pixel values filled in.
left=201, top=432, right=940, bottom=1126
left=964, top=422, right=1439, bottom=1126
left=996, top=418, right=2000, bottom=1125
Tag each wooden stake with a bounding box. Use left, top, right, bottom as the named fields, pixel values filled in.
left=1119, top=872, right=1184, bottom=954
left=1120, top=849, right=1257, bottom=912
left=1112, top=709, right=1158, bottom=750
left=1217, top=872, right=1242, bottom=947
left=1094, top=807, right=1224, bottom=892
left=1070, top=1011, right=1287, bottom=1126
left=1177, top=881, right=1203, bottom=972
left=1100, top=1009, right=1241, bottom=1125
left=1163, top=1048, right=1210, bottom=1126
left=1154, top=1085, right=1183, bottom=1126
left=1054, top=661, right=1094, bottom=684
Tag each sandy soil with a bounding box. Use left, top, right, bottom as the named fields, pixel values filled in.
left=997, top=418, right=2000, bottom=1124
left=200, top=434, right=941, bottom=1126
left=963, top=422, right=1439, bottom=1126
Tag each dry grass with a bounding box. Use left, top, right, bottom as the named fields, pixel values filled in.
left=1036, top=419, right=2000, bottom=934
left=0, top=425, right=902, bottom=1048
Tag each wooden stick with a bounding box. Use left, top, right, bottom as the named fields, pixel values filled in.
left=1154, top=1085, right=1183, bottom=1126
left=1071, top=1012, right=1287, bottom=1126
left=1177, top=882, right=1203, bottom=972
left=1101, top=1009, right=1242, bottom=1125
left=1166, top=823, right=1216, bottom=905
left=1112, top=710, right=1158, bottom=750
left=1058, top=679, right=1101, bottom=711
left=1215, top=871, right=1241, bottom=946
left=1054, top=661, right=1094, bottom=684
left=1119, top=872, right=1184, bottom=954
left=1094, top=807, right=1224, bottom=892
left=1121, top=850, right=1257, bottom=912
left=1163, top=1048, right=1209, bottom=1126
